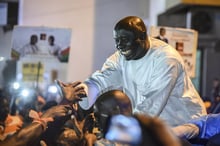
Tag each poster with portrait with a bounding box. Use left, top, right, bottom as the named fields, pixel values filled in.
left=11, top=26, right=72, bottom=62
left=149, top=26, right=198, bottom=78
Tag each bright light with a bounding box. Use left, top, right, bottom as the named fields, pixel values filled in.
left=21, top=89, right=29, bottom=97
left=0, top=57, right=4, bottom=61
left=13, top=82, right=20, bottom=90
left=48, top=85, right=58, bottom=94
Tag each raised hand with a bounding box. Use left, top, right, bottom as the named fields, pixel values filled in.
left=41, top=105, right=73, bottom=119
left=55, top=80, right=87, bottom=102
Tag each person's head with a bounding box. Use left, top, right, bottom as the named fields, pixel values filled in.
left=30, top=34, right=38, bottom=45
left=94, top=90, right=132, bottom=116
left=159, top=27, right=166, bottom=36
left=56, top=127, right=85, bottom=146
left=48, top=35, right=55, bottom=45
left=113, top=16, right=149, bottom=60
left=93, top=90, right=132, bottom=132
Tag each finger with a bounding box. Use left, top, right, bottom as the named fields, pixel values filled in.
left=72, top=103, right=78, bottom=111
left=71, top=81, right=82, bottom=87
left=75, top=87, right=85, bottom=94
left=40, top=140, right=47, bottom=146
left=52, top=109, right=68, bottom=117
left=61, top=82, right=67, bottom=87
left=51, top=105, right=69, bottom=114
left=65, top=81, right=81, bottom=87
left=76, top=92, right=87, bottom=98
left=63, top=104, right=72, bottom=109
left=62, top=105, right=75, bottom=114
left=74, top=96, right=83, bottom=101
left=55, top=80, right=67, bottom=98
left=75, top=88, right=86, bottom=94
left=55, top=80, right=65, bottom=87
left=54, top=112, right=67, bottom=117
left=60, top=105, right=72, bottom=113
left=77, top=93, right=87, bottom=99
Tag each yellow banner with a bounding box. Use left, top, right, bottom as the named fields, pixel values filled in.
left=22, top=62, right=44, bottom=82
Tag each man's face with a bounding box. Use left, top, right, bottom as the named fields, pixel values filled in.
left=113, top=29, right=147, bottom=60
left=30, top=36, right=38, bottom=45
left=160, top=29, right=166, bottom=36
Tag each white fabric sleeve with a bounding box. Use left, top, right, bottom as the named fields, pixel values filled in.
left=171, top=124, right=199, bottom=139
left=78, top=82, right=100, bottom=110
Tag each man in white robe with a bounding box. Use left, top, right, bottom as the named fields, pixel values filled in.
left=58, top=16, right=207, bottom=127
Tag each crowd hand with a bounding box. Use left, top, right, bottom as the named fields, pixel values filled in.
left=41, top=105, right=74, bottom=119
left=84, top=132, right=97, bottom=146
left=83, top=114, right=98, bottom=146
left=83, top=113, right=95, bottom=133
left=2, top=115, right=23, bottom=138
left=55, top=80, right=87, bottom=102
left=29, top=105, right=74, bottom=131
left=83, top=113, right=101, bottom=137
left=40, top=140, right=47, bottom=146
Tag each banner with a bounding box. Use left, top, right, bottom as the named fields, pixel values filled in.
left=150, top=26, right=198, bottom=77
left=11, top=26, right=72, bottom=62
left=22, top=62, right=44, bottom=82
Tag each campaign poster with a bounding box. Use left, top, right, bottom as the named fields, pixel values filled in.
left=149, top=26, right=198, bottom=78
left=11, top=26, right=72, bottom=62
left=22, top=62, right=44, bottom=82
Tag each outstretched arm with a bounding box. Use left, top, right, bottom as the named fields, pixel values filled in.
left=56, top=80, right=99, bottom=110
left=0, top=105, right=72, bottom=146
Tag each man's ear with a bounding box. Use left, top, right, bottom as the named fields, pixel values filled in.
left=134, top=38, right=145, bottom=48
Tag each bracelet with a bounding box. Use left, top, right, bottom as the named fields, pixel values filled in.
left=29, top=110, right=54, bottom=131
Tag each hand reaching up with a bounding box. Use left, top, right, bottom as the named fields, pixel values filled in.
left=55, top=80, right=87, bottom=102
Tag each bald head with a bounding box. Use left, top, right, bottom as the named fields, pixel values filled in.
left=114, top=16, right=147, bottom=40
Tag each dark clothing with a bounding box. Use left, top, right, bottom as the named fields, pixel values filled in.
left=155, top=36, right=168, bottom=43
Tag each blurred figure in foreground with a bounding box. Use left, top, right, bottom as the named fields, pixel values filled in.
left=0, top=90, right=23, bottom=141
left=105, top=114, right=186, bottom=146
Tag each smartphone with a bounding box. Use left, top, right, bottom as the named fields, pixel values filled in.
left=104, top=114, right=142, bottom=145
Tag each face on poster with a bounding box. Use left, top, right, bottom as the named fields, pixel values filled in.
left=11, top=26, right=72, bottom=62
left=149, top=26, right=198, bottom=77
